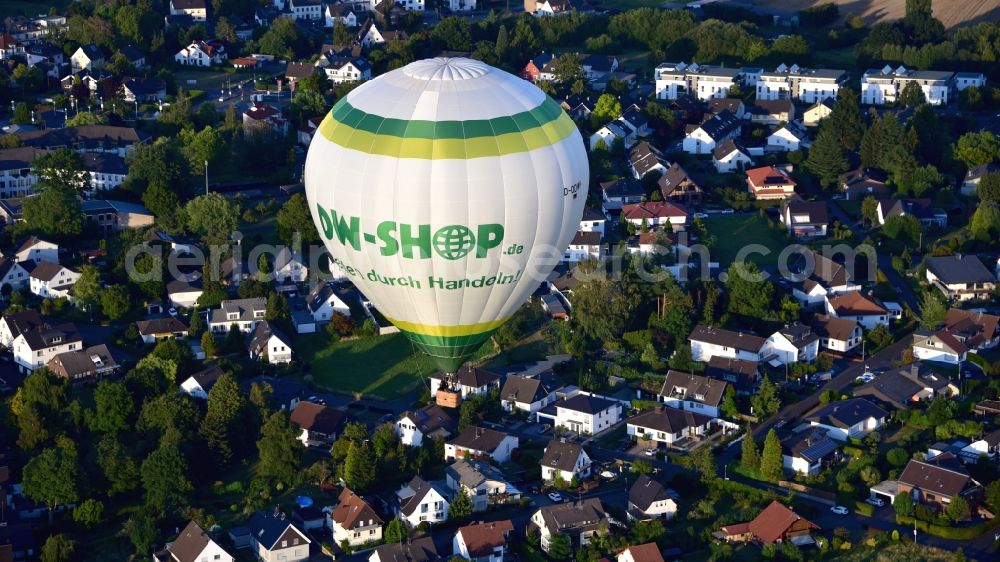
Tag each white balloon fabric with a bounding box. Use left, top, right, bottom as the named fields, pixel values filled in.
left=304, top=58, right=589, bottom=371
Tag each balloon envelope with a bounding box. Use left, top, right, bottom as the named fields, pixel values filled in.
left=304, top=58, right=589, bottom=372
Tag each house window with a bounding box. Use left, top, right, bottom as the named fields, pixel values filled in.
left=281, top=541, right=287, bottom=548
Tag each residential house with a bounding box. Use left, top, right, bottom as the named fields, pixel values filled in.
left=767, top=121, right=809, bottom=152
left=876, top=198, right=947, bottom=228
left=621, top=201, right=689, bottom=230
left=396, top=476, right=449, bottom=527
left=499, top=373, right=563, bottom=414
left=321, top=55, right=371, bottom=83
left=0, top=309, right=41, bottom=348
left=781, top=429, right=839, bottom=476
left=0, top=197, right=24, bottom=225
left=764, top=323, right=820, bottom=366
left=912, top=329, right=968, bottom=364
left=599, top=178, right=644, bottom=211
left=802, top=98, right=835, bottom=126
left=940, top=308, right=999, bottom=350
left=167, top=279, right=203, bottom=309
left=590, top=119, right=632, bottom=151
left=15, top=236, right=58, bottom=264
left=243, top=103, right=288, bottom=135
left=0, top=32, right=26, bottom=60
left=519, top=53, right=556, bottom=81
left=841, top=167, right=891, bottom=200
left=118, top=46, right=146, bottom=68
left=540, top=439, right=591, bottom=482
left=209, top=298, right=267, bottom=333
left=791, top=249, right=859, bottom=305
left=174, top=40, right=226, bottom=66
left=627, top=407, right=713, bottom=446
left=15, top=125, right=142, bottom=157
left=245, top=510, right=311, bottom=562
left=453, top=521, right=513, bottom=562
left=706, top=98, right=746, bottom=119
left=954, top=72, right=987, bottom=91
left=179, top=365, right=224, bottom=400
left=47, top=344, right=118, bottom=383
left=305, top=281, right=351, bottom=325
left=272, top=248, right=307, bottom=284
left=861, top=66, right=954, bottom=106
left=579, top=207, right=606, bottom=236
left=528, top=499, right=609, bottom=553
left=396, top=404, right=457, bottom=447
left=289, top=0, right=324, bottom=20
left=163, top=520, right=233, bottom=562
left=712, top=139, right=753, bottom=173
left=658, top=163, right=703, bottom=205
left=658, top=371, right=728, bottom=419
left=285, top=62, right=316, bottom=86
left=28, top=261, right=79, bottom=299
left=805, top=398, right=888, bottom=441
left=446, top=461, right=519, bottom=512
left=682, top=110, right=741, bottom=154
left=290, top=401, right=346, bottom=447
left=81, top=153, right=129, bottom=191
left=136, top=317, right=188, bottom=344
left=81, top=200, right=155, bottom=232
left=705, top=356, right=758, bottom=394
left=580, top=54, right=620, bottom=83
left=925, top=254, right=996, bottom=302
left=565, top=230, right=602, bottom=262
left=957, top=428, right=1000, bottom=464
left=854, top=365, right=959, bottom=410
left=357, top=19, right=387, bottom=48
left=169, top=0, right=208, bottom=21
left=896, top=456, right=983, bottom=513
left=445, top=426, right=519, bottom=464
left=720, top=501, right=819, bottom=545
left=527, top=0, right=578, bottom=18
left=781, top=197, right=828, bottom=239
left=628, top=142, right=669, bottom=180
left=0, top=258, right=30, bottom=292
left=961, top=163, right=998, bottom=197
left=749, top=99, right=795, bottom=126
left=688, top=324, right=765, bottom=363
left=429, top=365, right=501, bottom=399
left=811, top=314, right=862, bottom=353
left=70, top=44, right=104, bottom=72
left=825, top=292, right=890, bottom=330
left=654, top=62, right=742, bottom=101
left=757, top=65, right=846, bottom=103
left=618, top=544, right=665, bottom=562
left=325, top=3, right=359, bottom=27
left=368, top=538, right=438, bottom=562
left=328, top=488, right=383, bottom=548
left=547, top=394, right=623, bottom=436
left=627, top=474, right=677, bottom=521
left=12, top=322, right=82, bottom=373
left=746, top=166, right=797, bottom=200
left=0, top=147, right=42, bottom=197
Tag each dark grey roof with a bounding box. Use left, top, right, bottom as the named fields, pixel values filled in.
left=166, top=521, right=217, bottom=562
left=705, top=356, right=758, bottom=390
left=712, top=138, right=748, bottom=160
left=500, top=373, right=562, bottom=405
left=557, top=394, right=617, bottom=415
left=48, top=344, right=117, bottom=378
left=20, top=322, right=81, bottom=351
left=399, top=404, right=456, bottom=436
left=249, top=320, right=292, bottom=357
left=371, top=537, right=438, bottom=562
left=626, top=407, right=712, bottom=435
left=187, top=365, right=224, bottom=392
left=660, top=370, right=728, bottom=407
left=246, top=511, right=309, bottom=551
left=600, top=177, right=644, bottom=199
left=806, top=398, right=888, bottom=429
left=783, top=198, right=828, bottom=226
left=782, top=429, right=838, bottom=463
left=775, top=323, right=819, bottom=349
left=118, top=45, right=144, bottom=62
left=628, top=474, right=671, bottom=511
left=447, top=425, right=509, bottom=453
left=210, top=298, right=266, bottom=324
left=688, top=325, right=765, bottom=353
left=453, top=364, right=500, bottom=388
left=81, top=152, right=127, bottom=175
left=694, top=109, right=741, bottom=141
left=78, top=44, right=103, bottom=60
left=925, top=255, right=995, bottom=285
left=123, top=77, right=165, bottom=96
left=1, top=309, right=42, bottom=341
left=398, top=476, right=449, bottom=517
left=541, top=440, right=585, bottom=473
left=135, top=317, right=188, bottom=335
left=535, top=498, right=607, bottom=534
left=446, top=459, right=507, bottom=489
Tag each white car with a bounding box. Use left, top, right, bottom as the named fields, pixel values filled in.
left=865, top=497, right=885, bottom=507
left=644, top=448, right=657, bottom=456
left=547, top=492, right=563, bottom=502
left=856, top=372, right=875, bottom=384
left=830, top=505, right=849, bottom=515
left=694, top=212, right=709, bottom=219
left=721, top=208, right=735, bottom=214
left=168, top=307, right=178, bottom=316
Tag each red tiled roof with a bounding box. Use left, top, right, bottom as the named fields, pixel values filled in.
left=622, top=201, right=689, bottom=221
left=747, top=501, right=817, bottom=544
left=828, top=292, right=888, bottom=316
left=746, top=166, right=796, bottom=189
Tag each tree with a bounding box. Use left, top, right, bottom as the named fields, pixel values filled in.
left=918, top=291, right=947, bottom=329
left=21, top=183, right=84, bottom=240
left=970, top=203, right=1000, bottom=241
left=384, top=517, right=407, bottom=543
left=977, top=172, right=1000, bottom=203
left=725, top=262, right=773, bottom=318
left=569, top=277, right=638, bottom=346
left=185, top=193, right=240, bottom=245
left=986, top=480, right=1000, bottom=511
left=630, top=519, right=665, bottom=545
left=100, top=285, right=132, bottom=321
left=751, top=377, right=781, bottom=418
left=96, top=434, right=140, bottom=495
left=430, top=17, right=472, bottom=51
left=899, top=81, right=926, bottom=107
left=256, top=410, right=303, bottom=484
left=630, top=459, right=653, bottom=475
left=266, top=292, right=289, bottom=322
left=861, top=197, right=879, bottom=228
left=945, top=496, right=970, bottom=522
left=954, top=131, right=1000, bottom=168
left=685, top=443, right=716, bottom=483
left=91, top=381, right=134, bottom=433
left=73, top=265, right=101, bottom=312
left=201, top=373, right=248, bottom=465
left=72, top=498, right=105, bottom=529
left=741, top=426, right=759, bottom=471
left=189, top=308, right=204, bottom=338
left=760, top=429, right=783, bottom=482
left=882, top=214, right=922, bottom=245
left=200, top=331, right=217, bottom=358
left=551, top=53, right=584, bottom=85
left=893, top=491, right=914, bottom=517
left=40, top=535, right=76, bottom=562
left=15, top=367, right=68, bottom=448
left=276, top=193, right=320, bottom=246
left=547, top=533, right=571, bottom=560
left=141, top=439, right=193, bottom=511
left=591, top=93, right=622, bottom=127
left=12, top=102, right=31, bottom=124
left=343, top=440, right=375, bottom=490
left=887, top=447, right=910, bottom=467
left=143, top=181, right=185, bottom=232
left=332, top=21, right=352, bottom=46
left=448, top=487, right=473, bottom=520
left=179, top=127, right=224, bottom=174
left=22, top=438, right=80, bottom=510
left=258, top=18, right=304, bottom=60
left=125, top=511, right=158, bottom=557
left=806, top=128, right=849, bottom=188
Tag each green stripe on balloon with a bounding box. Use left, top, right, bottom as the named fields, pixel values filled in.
left=398, top=328, right=496, bottom=373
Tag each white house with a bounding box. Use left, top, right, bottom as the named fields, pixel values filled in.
left=756, top=64, right=846, bottom=103
left=528, top=499, right=608, bottom=553
left=445, top=426, right=519, bottom=464
left=395, top=404, right=456, bottom=447
left=825, top=292, right=890, bottom=330
left=590, top=119, right=631, bottom=151
left=289, top=0, right=324, bottom=20
left=627, top=475, right=677, bottom=521
left=446, top=461, right=519, bottom=512
left=682, top=110, right=741, bottom=155
left=621, top=201, right=689, bottom=230
left=428, top=364, right=501, bottom=399
left=369, top=539, right=437, bottom=562
left=289, top=401, right=345, bottom=447
left=357, top=19, right=386, bottom=48
left=246, top=510, right=311, bottom=562
left=15, top=236, right=58, bottom=263
left=248, top=321, right=293, bottom=364
left=328, top=488, right=383, bottom=548
left=654, top=62, right=742, bottom=101
left=925, top=254, right=996, bottom=302
left=763, top=323, right=819, bottom=366
left=209, top=298, right=267, bottom=333
left=175, top=40, right=226, bottom=67
left=321, top=56, right=371, bottom=83
left=781, top=198, right=828, bottom=239
left=712, top=139, right=753, bottom=173
left=782, top=429, right=839, bottom=476
left=791, top=250, right=860, bottom=305
left=540, top=439, right=591, bottom=482
left=627, top=407, right=713, bottom=445
left=544, top=393, right=623, bottom=436
left=136, top=317, right=188, bottom=344
left=448, top=0, right=477, bottom=11
left=912, top=329, right=968, bottom=364
left=169, top=0, right=208, bottom=22
left=12, top=322, right=82, bottom=373
left=767, top=121, right=809, bottom=152
left=0, top=258, right=31, bottom=291
left=166, top=520, right=234, bottom=562
left=305, top=281, right=351, bottom=325
left=166, top=279, right=203, bottom=309
left=0, top=309, right=42, bottom=349
left=273, top=248, right=308, bottom=284
left=565, top=231, right=602, bottom=262
left=28, top=262, right=80, bottom=299
left=805, top=398, right=888, bottom=441
left=955, top=72, right=987, bottom=91
left=628, top=141, right=669, bottom=180
left=688, top=324, right=765, bottom=363
left=499, top=373, right=563, bottom=414
left=324, top=3, right=359, bottom=27
left=803, top=98, right=835, bottom=126
left=579, top=207, right=606, bottom=237
left=70, top=44, right=104, bottom=72
left=658, top=371, right=728, bottom=419
left=811, top=314, right=862, bottom=353
left=396, top=476, right=449, bottom=527
left=600, top=177, right=644, bottom=211
left=0, top=147, right=40, bottom=198
left=861, top=65, right=954, bottom=106
left=179, top=365, right=223, bottom=400
left=453, top=520, right=512, bottom=562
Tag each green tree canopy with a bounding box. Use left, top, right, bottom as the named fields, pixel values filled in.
left=90, top=380, right=135, bottom=433
left=23, top=437, right=81, bottom=509
left=954, top=131, right=1000, bottom=168
left=759, top=429, right=783, bottom=482
left=40, top=535, right=76, bottom=562
left=276, top=193, right=320, bottom=246
left=256, top=410, right=303, bottom=484
left=448, top=487, right=473, bottom=520
left=141, top=438, right=193, bottom=511
left=185, top=193, right=240, bottom=245
left=741, top=426, right=759, bottom=470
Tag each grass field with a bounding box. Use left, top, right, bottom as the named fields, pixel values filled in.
left=752, top=0, right=998, bottom=30
left=0, top=0, right=69, bottom=19
left=703, top=214, right=790, bottom=267
left=295, top=332, right=437, bottom=400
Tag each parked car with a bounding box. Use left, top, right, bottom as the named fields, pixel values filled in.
left=643, top=448, right=657, bottom=456
left=856, top=372, right=875, bottom=384
left=547, top=492, right=563, bottom=502
left=694, top=212, right=709, bottom=219
left=831, top=506, right=849, bottom=515
left=865, top=497, right=885, bottom=507
left=721, top=208, right=735, bottom=214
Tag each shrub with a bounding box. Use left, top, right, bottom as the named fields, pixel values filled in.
left=854, top=501, right=874, bottom=517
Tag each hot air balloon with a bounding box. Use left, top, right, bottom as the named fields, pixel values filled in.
left=304, top=57, right=589, bottom=372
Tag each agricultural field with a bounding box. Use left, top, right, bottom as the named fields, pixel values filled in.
left=753, top=0, right=1000, bottom=30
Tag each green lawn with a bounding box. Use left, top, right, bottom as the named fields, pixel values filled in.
left=295, top=333, right=437, bottom=400
left=0, top=0, right=69, bottom=19
left=703, top=214, right=790, bottom=267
